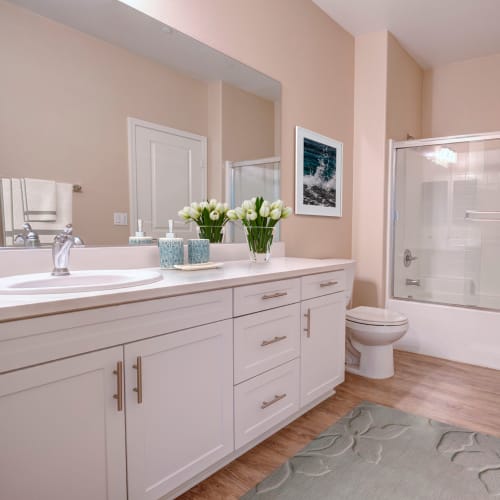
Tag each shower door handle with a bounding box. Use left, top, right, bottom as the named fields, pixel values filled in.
left=403, top=249, right=417, bottom=267
left=405, top=278, right=421, bottom=286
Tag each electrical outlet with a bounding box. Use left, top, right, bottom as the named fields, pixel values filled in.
left=113, top=212, right=128, bottom=225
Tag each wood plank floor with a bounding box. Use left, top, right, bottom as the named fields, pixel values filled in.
left=180, top=350, right=500, bottom=499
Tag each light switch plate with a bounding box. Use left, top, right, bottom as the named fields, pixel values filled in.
left=113, top=212, right=128, bottom=225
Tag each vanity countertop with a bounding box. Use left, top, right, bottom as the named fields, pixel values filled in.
left=0, top=257, right=354, bottom=323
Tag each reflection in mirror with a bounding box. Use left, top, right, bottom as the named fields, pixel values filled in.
left=0, top=0, right=281, bottom=247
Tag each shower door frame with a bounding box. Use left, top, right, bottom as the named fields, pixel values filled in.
left=225, top=156, right=281, bottom=243
left=385, top=130, right=500, bottom=312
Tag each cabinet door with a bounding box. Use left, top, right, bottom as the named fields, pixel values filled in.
left=125, top=319, right=234, bottom=500
left=301, top=293, right=345, bottom=407
left=0, top=347, right=127, bottom=500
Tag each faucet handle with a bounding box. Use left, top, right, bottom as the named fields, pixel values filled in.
left=14, top=223, right=40, bottom=247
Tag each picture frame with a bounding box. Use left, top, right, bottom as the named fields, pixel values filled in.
left=295, top=126, right=343, bottom=217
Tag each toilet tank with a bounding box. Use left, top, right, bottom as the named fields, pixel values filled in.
left=343, top=260, right=355, bottom=307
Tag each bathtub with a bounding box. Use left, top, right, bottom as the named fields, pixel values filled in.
left=388, top=294, right=500, bottom=370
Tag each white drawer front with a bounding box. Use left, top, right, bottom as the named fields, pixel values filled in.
left=0, top=288, right=233, bottom=373
left=301, top=270, right=346, bottom=300
left=233, top=278, right=300, bottom=316
left=234, top=303, right=300, bottom=384
left=234, top=359, right=299, bottom=449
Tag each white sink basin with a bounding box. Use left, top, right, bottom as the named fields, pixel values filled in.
left=0, top=269, right=163, bottom=294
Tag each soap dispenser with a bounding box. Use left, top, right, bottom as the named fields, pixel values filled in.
left=129, top=219, right=153, bottom=245
left=158, top=220, right=184, bottom=269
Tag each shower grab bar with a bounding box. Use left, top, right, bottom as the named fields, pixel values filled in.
left=465, top=210, right=500, bottom=221
left=405, top=278, right=421, bottom=286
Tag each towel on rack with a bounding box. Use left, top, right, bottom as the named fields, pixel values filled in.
left=1, top=178, right=72, bottom=245
left=21, top=178, right=57, bottom=222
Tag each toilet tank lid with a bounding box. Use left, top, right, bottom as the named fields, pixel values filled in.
left=346, top=306, right=408, bottom=326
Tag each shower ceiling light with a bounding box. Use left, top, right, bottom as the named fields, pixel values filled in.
left=424, top=147, right=458, bottom=167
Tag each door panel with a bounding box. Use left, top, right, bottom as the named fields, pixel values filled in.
left=301, top=293, right=345, bottom=407
left=0, top=347, right=126, bottom=500
left=125, top=320, right=234, bottom=500
left=130, top=119, right=206, bottom=239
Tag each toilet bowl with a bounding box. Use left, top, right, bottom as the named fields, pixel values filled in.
left=345, top=306, right=408, bottom=379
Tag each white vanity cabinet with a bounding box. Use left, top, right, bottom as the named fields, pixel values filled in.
left=0, top=258, right=352, bottom=500
left=0, top=347, right=127, bottom=500
left=124, top=320, right=234, bottom=500
left=300, top=269, right=346, bottom=407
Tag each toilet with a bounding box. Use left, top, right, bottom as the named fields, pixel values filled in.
left=341, top=263, right=409, bottom=379
left=345, top=306, right=408, bottom=379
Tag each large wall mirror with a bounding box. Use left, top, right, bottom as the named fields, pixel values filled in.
left=0, top=0, right=281, bottom=247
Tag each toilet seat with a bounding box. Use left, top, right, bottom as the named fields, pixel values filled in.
left=346, top=306, right=408, bottom=327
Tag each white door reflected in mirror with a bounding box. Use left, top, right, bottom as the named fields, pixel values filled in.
left=128, top=119, right=206, bottom=241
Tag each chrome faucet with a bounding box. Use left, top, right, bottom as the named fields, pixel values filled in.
left=14, top=223, right=40, bottom=248
left=52, top=224, right=84, bottom=276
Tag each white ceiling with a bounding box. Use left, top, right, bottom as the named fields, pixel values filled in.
left=313, top=0, right=500, bottom=68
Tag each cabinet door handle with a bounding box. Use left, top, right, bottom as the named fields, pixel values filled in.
left=261, top=393, right=287, bottom=409
left=320, top=280, right=338, bottom=288
left=113, top=361, right=123, bottom=412
left=260, top=335, right=287, bottom=347
left=262, top=291, right=288, bottom=300
left=133, top=356, right=143, bottom=404
left=304, top=309, right=311, bottom=338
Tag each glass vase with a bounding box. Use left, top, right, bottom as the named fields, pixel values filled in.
left=197, top=225, right=225, bottom=243
left=243, top=226, right=275, bottom=263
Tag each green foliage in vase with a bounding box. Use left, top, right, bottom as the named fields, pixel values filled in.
left=178, top=199, right=229, bottom=243
left=227, top=197, right=292, bottom=254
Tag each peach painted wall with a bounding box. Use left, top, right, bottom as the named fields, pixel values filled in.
left=352, top=32, right=389, bottom=307
left=120, top=0, right=355, bottom=259
left=220, top=82, right=275, bottom=199
left=422, top=52, right=500, bottom=137
left=0, top=0, right=208, bottom=245
left=386, top=33, right=423, bottom=142
left=352, top=32, right=423, bottom=307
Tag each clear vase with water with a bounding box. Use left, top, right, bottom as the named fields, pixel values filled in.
left=243, top=226, right=275, bottom=263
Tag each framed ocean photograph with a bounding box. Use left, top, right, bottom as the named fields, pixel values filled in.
left=295, top=126, right=343, bottom=217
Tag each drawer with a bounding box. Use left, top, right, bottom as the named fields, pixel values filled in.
left=233, top=278, right=300, bottom=316
left=0, top=288, right=233, bottom=374
left=301, top=270, right=346, bottom=300
left=234, top=303, right=300, bottom=384
left=234, top=359, right=299, bottom=449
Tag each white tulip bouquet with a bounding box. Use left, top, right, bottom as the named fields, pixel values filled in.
left=178, top=199, right=229, bottom=243
left=227, top=197, right=292, bottom=261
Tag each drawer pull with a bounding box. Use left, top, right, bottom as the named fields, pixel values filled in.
left=133, top=356, right=143, bottom=404
left=262, top=291, right=288, bottom=300
left=260, top=335, right=287, bottom=347
left=261, top=393, right=287, bottom=409
left=304, top=309, right=311, bottom=338
left=112, top=361, right=123, bottom=412
left=320, top=280, right=339, bottom=288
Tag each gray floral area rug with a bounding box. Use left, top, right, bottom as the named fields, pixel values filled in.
left=241, top=402, right=500, bottom=499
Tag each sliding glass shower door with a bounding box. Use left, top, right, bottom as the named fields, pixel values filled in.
left=391, top=135, right=500, bottom=311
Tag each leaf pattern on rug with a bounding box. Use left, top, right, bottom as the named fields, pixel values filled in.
left=302, top=434, right=355, bottom=457
left=301, top=408, right=409, bottom=465
left=437, top=431, right=475, bottom=454
left=452, top=451, right=500, bottom=470
left=291, top=455, right=332, bottom=477
left=354, top=437, right=383, bottom=464
left=437, top=430, right=500, bottom=496
left=254, top=461, right=292, bottom=494
left=248, top=405, right=411, bottom=497
left=362, top=424, right=409, bottom=440
left=347, top=408, right=373, bottom=434
left=479, top=468, right=500, bottom=496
